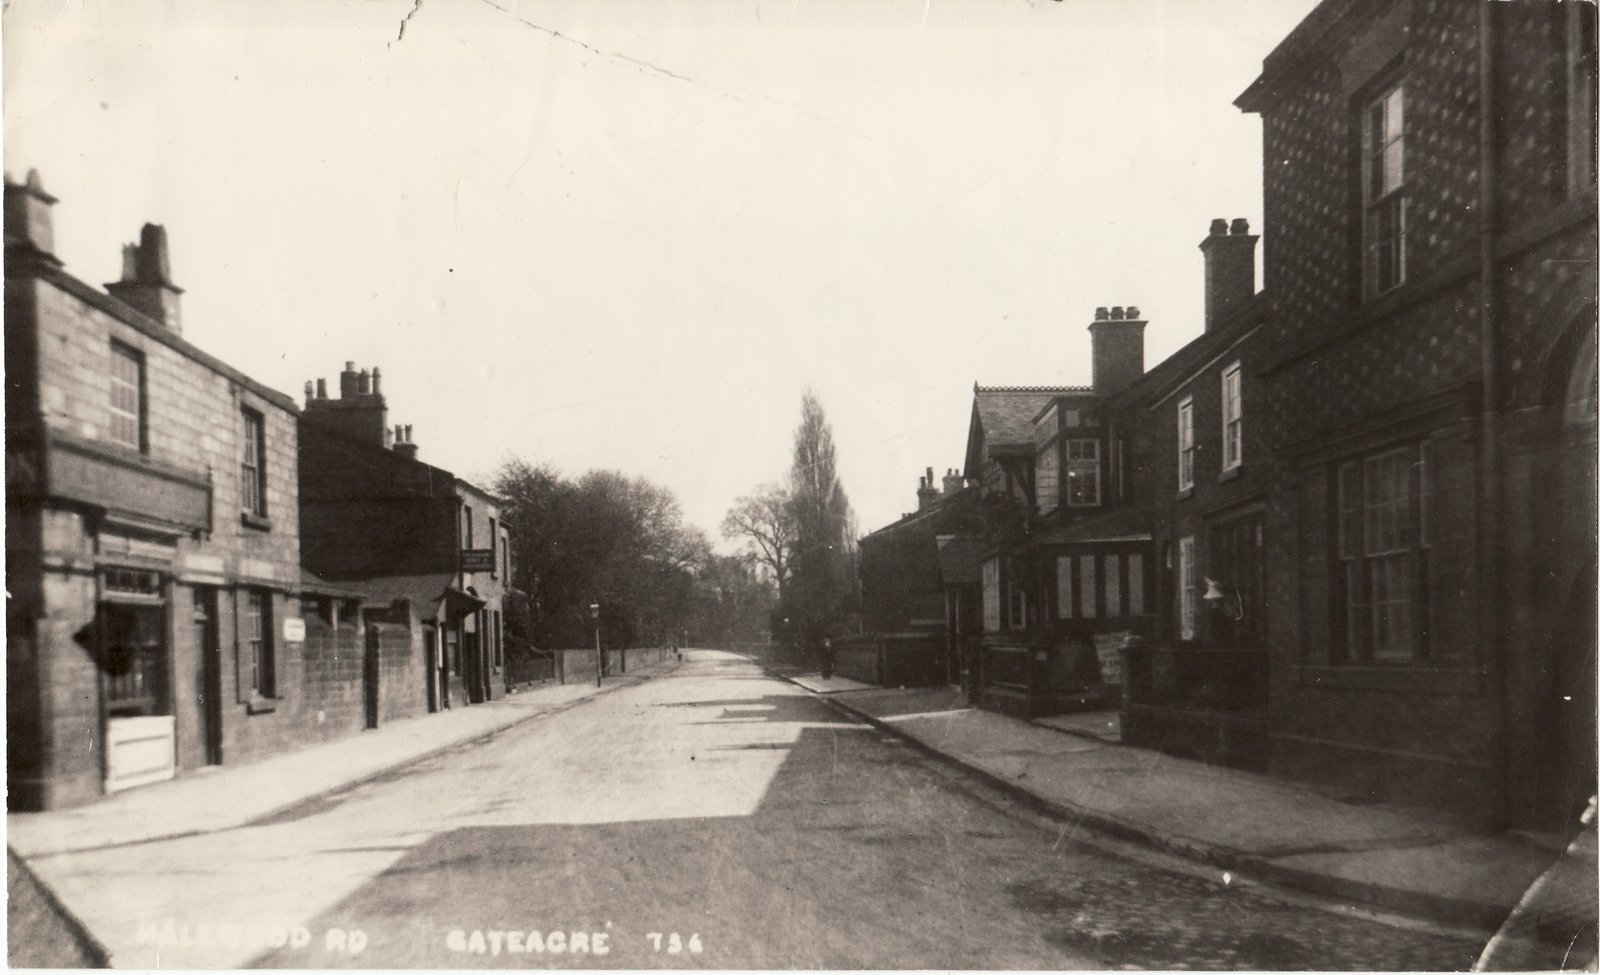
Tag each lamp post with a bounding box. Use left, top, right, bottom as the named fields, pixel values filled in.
left=1201, top=578, right=1244, bottom=620
left=590, top=602, right=601, bottom=688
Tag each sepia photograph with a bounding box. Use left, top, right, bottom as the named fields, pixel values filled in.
left=3, top=0, right=1597, bottom=969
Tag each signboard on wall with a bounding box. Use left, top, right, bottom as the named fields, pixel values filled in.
left=282, top=617, right=306, bottom=643
left=460, top=549, right=495, bottom=573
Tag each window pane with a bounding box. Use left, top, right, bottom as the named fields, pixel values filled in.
left=1128, top=555, right=1145, bottom=615
left=1079, top=555, right=1096, bottom=619
left=1104, top=555, right=1121, bottom=617
left=1056, top=556, right=1074, bottom=619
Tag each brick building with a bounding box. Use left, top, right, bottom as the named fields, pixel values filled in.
left=298, top=363, right=509, bottom=712
left=857, top=467, right=984, bottom=686
left=6, top=174, right=313, bottom=809
left=1238, top=0, right=1597, bottom=826
left=1109, top=222, right=1272, bottom=766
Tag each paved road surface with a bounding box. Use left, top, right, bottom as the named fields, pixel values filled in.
left=35, top=651, right=1485, bottom=969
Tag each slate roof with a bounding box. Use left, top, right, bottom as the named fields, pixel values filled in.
left=972, top=385, right=1090, bottom=447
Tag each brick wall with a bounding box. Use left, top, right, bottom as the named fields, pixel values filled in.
left=1243, top=0, right=1596, bottom=819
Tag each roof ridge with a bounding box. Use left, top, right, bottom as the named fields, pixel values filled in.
left=973, top=384, right=1091, bottom=393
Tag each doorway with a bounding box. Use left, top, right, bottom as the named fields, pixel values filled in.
left=193, top=587, right=222, bottom=765
left=363, top=622, right=381, bottom=730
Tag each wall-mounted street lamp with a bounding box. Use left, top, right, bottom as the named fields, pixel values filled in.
left=590, top=602, right=601, bottom=688
left=1202, top=578, right=1244, bottom=621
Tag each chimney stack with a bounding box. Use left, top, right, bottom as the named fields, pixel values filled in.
left=394, top=423, right=419, bottom=460
left=105, top=223, right=184, bottom=332
left=4, top=170, right=61, bottom=265
left=942, top=469, right=964, bottom=495
left=917, top=467, right=938, bottom=510
left=1089, top=304, right=1147, bottom=396
left=1200, top=217, right=1259, bottom=332
left=304, top=361, right=390, bottom=446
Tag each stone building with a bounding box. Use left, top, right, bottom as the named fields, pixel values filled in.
left=6, top=174, right=308, bottom=809
left=1237, top=0, right=1596, bottom=826
left=298, top=363, right=509, bottom=711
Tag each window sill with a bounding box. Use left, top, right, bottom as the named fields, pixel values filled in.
left=1218, top=465, right=1242, bottom=482
left=1298, top=664, right=1482, bottom=695
left=246, top=696, right=278, bottom=715
left=240, top=511, right=273, bottom=532
left=1175, top=486, right=1194, bottom=501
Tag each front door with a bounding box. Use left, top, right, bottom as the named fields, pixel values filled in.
left=193, top=587, right=222, bottom=765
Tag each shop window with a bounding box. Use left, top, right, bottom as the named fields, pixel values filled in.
left=101, top=568, right=167, bottom=717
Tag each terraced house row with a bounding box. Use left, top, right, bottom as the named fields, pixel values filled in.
left=858, top=0, right=1597, bottom=832
left=5, top=173, right=514, bottom=811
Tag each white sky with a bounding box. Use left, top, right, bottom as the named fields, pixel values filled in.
left=4, top=0, right=1317, bottom=545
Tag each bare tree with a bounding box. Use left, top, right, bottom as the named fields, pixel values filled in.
left=721, top=484, right=796, bottom=603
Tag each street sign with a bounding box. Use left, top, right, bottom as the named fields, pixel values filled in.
left=460, top=549, right=495, bottom=573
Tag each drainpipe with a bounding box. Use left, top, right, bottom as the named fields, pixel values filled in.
left=1477, top=0, right=1508, bottom=829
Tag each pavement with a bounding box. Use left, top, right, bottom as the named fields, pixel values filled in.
left=771, top=668, right=1598, bottom=968
left=8, top=650, right=1501, bottom=970
left=8, top=660, right=680, bottom=861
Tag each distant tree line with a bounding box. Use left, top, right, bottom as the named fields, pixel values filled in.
left=493, top=461, right=775, bottom=653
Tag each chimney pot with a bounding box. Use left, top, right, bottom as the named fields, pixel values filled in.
left=304, top=381, right=314, bottom=405
left=1110, top=306, right=1124, bottom=320
left=316, top=378, right=327, bottom=399
left=1095, top=306, right=1109, bottom=321
left=1209, top=218, right=1228, bottom=236
left=404, top=424, right=412, bottom=441
left=1126, top=305, right=1140, bottom=320
left=358, top=368, right=371, bottom=395
left=1230, top=218, right=1250, bottom=235
left=371, top=367, right=382, bottom=396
